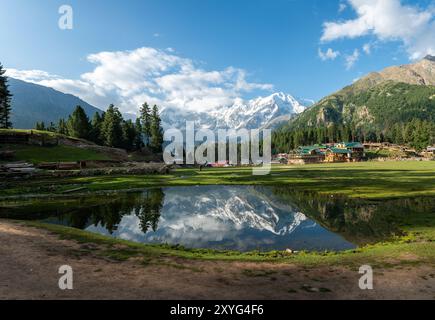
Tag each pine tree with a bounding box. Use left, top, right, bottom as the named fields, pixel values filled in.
left=140, top=102, right=152, bottom=146
left=121, top=119, right=137, bottom=151
left=66, top=105, right=91, bottom=139
left=134, top=118, right=144, bottom=150
left=149, top=104, right=163, bottom=152
left=48, top=122, right=57, bottom=132
left=101, top=104, right=123, bottom=148
left=0, top=63, right=13, bottom=129
left=90, top=112, right=103, bottom=144
left=35, top=122, right=45, bottom=131
left=57, top=118, right=68, bottom=135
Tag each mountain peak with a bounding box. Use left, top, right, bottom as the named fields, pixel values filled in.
left=269, top=92, right=288, bottom=99
left=423, top=55, right=435, bottom=62
left=356, top=54, right=435, bottom=88
left=269, top=92, right=296, bottom=101
left=256, top=92, right=299, bottom=105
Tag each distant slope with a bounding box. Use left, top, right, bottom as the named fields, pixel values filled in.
left=288, top=55, right=435, bottom=131
left=8, top=78, right=103, bottom=129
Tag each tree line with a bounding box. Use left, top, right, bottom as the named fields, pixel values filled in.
left=0, top=63, right=12, bottom=129
left=272, top=119, right=435, bottom=153
left=36, top=103, right=164, bottom=152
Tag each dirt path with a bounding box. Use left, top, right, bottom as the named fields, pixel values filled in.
left=0, top=220, right=434, bottom=300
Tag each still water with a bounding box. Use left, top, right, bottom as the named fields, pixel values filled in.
left=1, top=186, right=433, bottom=252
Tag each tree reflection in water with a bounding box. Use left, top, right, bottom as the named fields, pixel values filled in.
left=52, top=189, right=165, bottom=234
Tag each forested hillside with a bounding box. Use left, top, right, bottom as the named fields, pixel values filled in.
left=273, top=56, right=435, bottom=152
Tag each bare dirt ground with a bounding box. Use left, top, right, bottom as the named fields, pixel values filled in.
left=0, top=220, right=434, bottom=300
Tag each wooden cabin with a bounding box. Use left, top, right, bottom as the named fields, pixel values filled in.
left=333, top=142, right=365, bottom=161
left=288, top=146, right=325, bottom=165
left=422, top=146, right=435, bottom=158
left=325, top=148, right=352, bottom=162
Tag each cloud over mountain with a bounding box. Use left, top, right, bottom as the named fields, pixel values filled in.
left=6, top=47, right=273, bottom=115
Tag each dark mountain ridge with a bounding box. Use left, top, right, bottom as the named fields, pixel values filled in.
left=8, top=78, right=102, bottom=129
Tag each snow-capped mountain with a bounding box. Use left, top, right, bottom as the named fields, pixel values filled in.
left=160, top=92, right=309, bottom=130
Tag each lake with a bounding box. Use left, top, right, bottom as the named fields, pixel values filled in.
left=1, top=186, right=434, bottom=252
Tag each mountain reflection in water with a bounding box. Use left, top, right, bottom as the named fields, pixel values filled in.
left=1, top=186, right=434, bottom=252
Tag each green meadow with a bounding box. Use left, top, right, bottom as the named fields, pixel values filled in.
left=3, top=161, right=435, bottom=200
left=1, top=144, right=111, bottom=164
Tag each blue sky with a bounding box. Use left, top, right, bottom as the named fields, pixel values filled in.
left=1, top=0, right=435, bottom=114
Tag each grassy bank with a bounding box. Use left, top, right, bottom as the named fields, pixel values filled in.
left=1, top=144, right=111, bottom=164
left=3, top=161, right=435, bottom=200
left=20, top=219, right=434, bottom=268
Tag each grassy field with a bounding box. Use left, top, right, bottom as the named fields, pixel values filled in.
left=20, top=218, right=434, bottom=268
left=3, top=161, right=435, bottom=199
left=1, top=144, right=111, bottom=164
left=0, top=128, right=88, bottom=139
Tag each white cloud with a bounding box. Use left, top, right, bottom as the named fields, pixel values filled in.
left=320, top=0, right=435, bottom=60
left=345, top=49, right=360, bottom=70
left=5, top=69, right=61, bottom=82
left=362, top=43, right=371, bottom=55
left=6, top=47, right=273, bottom=115
left=318, top=47, right=340, bottom=61
left=338, top=3, right=347, bottom=13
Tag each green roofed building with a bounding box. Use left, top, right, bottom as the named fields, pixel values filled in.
left=325, top=143, right=365, bottom=163
left=335, top=142, right=365, bottom=159
left=289, top=142, right=365, bottom=164
left=288, top=146, right=325, bottom=165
